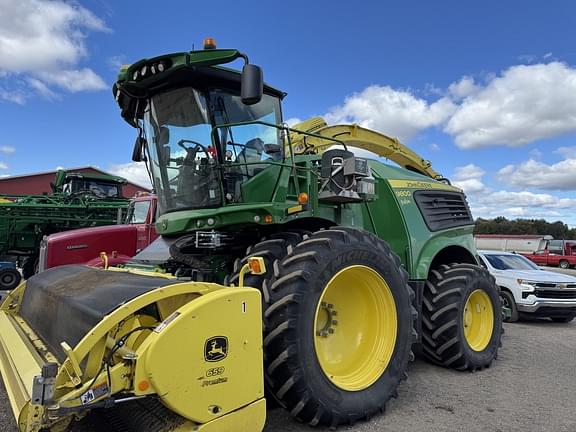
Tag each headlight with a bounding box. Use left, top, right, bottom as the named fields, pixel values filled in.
left=517, top=279, right=536, bottom=288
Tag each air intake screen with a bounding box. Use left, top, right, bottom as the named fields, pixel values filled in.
left=413, top=190, right=473, bottom=232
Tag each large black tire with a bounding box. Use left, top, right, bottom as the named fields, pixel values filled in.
left=499, top=289, right=518, bottom=323
left=551, top=316, right=574, bottom=323
left=0, top=268, right=21, bottom=290
left=559, top=260, right=570, bottom=269
left=225, top=230, right=308, bottom=293
left=263, top=227, right=416, bottom=427
left=422, top=263, right=503, bottom=371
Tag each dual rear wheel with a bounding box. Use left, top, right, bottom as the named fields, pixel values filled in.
left=230, top=228, right=502, bottom=427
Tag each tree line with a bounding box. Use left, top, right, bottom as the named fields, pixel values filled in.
left=474, top=217, right=576, bottom=240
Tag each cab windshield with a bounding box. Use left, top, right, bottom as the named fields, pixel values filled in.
left=143, top=87, right=282, bottom=214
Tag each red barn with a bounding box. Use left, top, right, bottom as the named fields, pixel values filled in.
left=0, top=166, right=150, bottom=198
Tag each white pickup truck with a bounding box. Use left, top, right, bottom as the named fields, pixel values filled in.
left=477, top=250, right=576, bottom=323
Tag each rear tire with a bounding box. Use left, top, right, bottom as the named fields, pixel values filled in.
left=422, top=263, right=503, bottom=371
left=551, top=316, right=574, bottom=323
left=559, top=260, right=570, bottom=269
left=499, top=290, right=518, bottom=323
left=0, top=268, right=21, bottom=290
left=263, top=228, right=416, bottom=427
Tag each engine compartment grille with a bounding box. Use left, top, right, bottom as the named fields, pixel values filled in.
left=413, top=190, right=474, bottom=232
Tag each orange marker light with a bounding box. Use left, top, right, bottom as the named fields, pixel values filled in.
left=247, top=257, right=266, bottom=275
left=203, top=38, right=217, bottom=50
left=264, top=215, right=273, bottom=224
left=249, top=259, right=262, bottom=274
left=298, top=192, right=309, bottom=205
left=138, top=380, right=150, bottom=391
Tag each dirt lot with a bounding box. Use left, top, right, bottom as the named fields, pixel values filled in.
left=1, top=319, right=575, bottom=432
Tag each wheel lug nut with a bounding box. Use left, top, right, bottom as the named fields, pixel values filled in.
left=331, top=310, right=338, bottom=316
left=328, top=328, right=335, bottom=334
left=327, top=304, right=334, bottom=309
left=332, top=320, right=338, bottom=325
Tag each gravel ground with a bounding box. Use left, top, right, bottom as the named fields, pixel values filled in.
left=1, top=320, right=575, bottom=432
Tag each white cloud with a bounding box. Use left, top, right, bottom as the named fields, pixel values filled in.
left=529, top=148, right=542, bottom=159
left=484, top=190, right=576, bottom=209
left=496, top=158, right=576, bottom=191
left=285, top=118, right=303, bottom=127
left=325, top=85, right=456, bottom=141
left=0, top=88, right=26, bottom=104
left=0, top=0, right=108, bottom=101
left=38, top=69, right=106, bottom=92
left=445, top=62, right=576, bottom=149
left=452, top=164, right=486, bottom=195
left=429, top=143, right=440, bottom=152
left=554, top=146, right=576, bottom=158
left=0, top=0, right=107, bottom=72
left=448, top=76, right=479, bottom=100
left=27, top=78, right=58, bottom=99
left=448, top=162, right=576, bottom=224
left=470, top=190, right=576, bottom=222
left=0, top=162, right=7, bottom=169
left=0, top=146, right=15, bottom=155
left=454, top=178, right=486, bottom=194
left=453, top=163, right=485, bottom=180
left=108, top=162, right=151, bottom=188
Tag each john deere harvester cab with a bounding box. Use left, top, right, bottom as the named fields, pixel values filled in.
left=52, top=170, right=127, bottom=199
left=0, top=39, right=503, bottom=432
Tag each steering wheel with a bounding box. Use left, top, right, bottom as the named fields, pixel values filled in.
left=177, top=139, right=209, bottom=155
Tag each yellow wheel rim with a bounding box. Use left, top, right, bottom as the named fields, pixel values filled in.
left=463, top=289, right=494, bottom=352
left=313, top=265, right=397, bottom=391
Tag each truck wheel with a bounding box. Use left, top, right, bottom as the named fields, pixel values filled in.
left=559, top=260, right=570, bottom=269
left=0, top=268, right=21, bottom=290
left=422, top=263, right=503, bottom=371
left=551, top=316, right=574, bottom=323
left=499, top=290, right=518, bottom=323
left=264, top=228, right=416, bottom=427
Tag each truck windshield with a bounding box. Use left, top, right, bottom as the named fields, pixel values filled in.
left=126, top=200, right=151, bottom=224
left=484, top=254, right=541, bottom=271
left=143, top=87, right=282, bottom=214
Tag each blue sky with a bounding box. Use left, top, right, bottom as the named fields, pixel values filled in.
left=1, top=0, right=576, bottom=226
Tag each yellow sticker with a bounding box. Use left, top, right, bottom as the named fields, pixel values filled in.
left=388, top=179, right=460, bottom=192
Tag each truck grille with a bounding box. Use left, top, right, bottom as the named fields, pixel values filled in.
left=533, top=289, right=576, bottom=299
left=413, top=191, right=474, bottom=232
left=522, top=290, right=576, bottom=300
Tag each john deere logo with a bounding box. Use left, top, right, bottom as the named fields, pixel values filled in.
left=204, top=336, right=228, bottom=362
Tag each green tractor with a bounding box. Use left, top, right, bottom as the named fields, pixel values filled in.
left=112, top=41, right=502, bottom=425
left=0, top=41, right=502, bottom=431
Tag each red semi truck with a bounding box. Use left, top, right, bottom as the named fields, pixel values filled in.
left=523, top=240, right=576, bottom=269
left=38, top=194, right=158, bottom=272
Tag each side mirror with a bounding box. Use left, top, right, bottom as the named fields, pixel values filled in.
left=132, top=136, right=147, bottom=162
left=241, top=64, right=263, bottom=105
